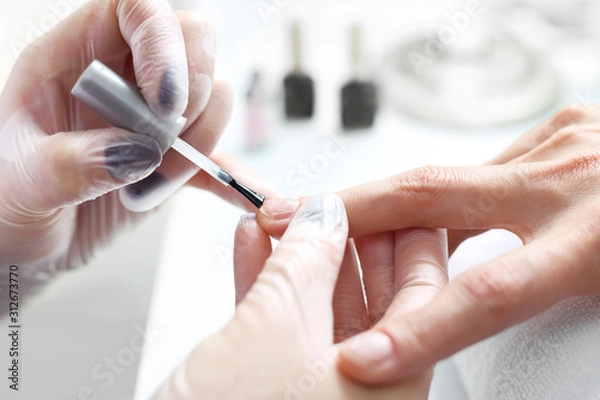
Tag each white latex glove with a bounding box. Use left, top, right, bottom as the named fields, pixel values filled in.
left=0, top=0, right=242, bottom=282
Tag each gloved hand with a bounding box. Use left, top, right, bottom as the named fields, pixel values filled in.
left=152, top=193, right=447, bottom=399
left=0, top=0, right=251, bottom=280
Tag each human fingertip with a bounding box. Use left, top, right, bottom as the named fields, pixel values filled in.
left=259, top=198, right=300, bottom=221
left=338, top=331, right=398, bottom=384
left=122, top=172, right=167, bottom=203
left=158, top=67, right=188, bottom=117
left=159, top=68, right=178, bottom=112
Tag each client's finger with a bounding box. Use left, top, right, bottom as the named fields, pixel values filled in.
left=338, top=163, right=561, bottom=239
left=339, top=227, right=586, bottom=384
left=257, top=197, right=304, bottom=237
left=488, top=105, right=594, bottom=165
left=355, top=232, right=395, bottom=325
left=437, top=106, right=595, bottom=254
left=338, top=228, right=447, bottom=383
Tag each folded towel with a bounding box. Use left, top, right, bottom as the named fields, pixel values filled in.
left=449, top=230, right=600, bottom=400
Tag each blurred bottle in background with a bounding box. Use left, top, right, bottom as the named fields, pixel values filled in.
left=283, top=22, right=315, bottom=120
left=245, top=70, right=270, bottom=150
left=341, top=24, right=379, bottom=131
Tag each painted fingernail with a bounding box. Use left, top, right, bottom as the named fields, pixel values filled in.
left=105, top=135, right=162, bottom=181
left=123, top=172, right=167, bottom=199
left=295, top=192, right=345, bottom=230
left=341, top=331, right=395, bottom=371
left=159, top=68, right=178, bottom=113
left=259, top=198, right=300, bottom=220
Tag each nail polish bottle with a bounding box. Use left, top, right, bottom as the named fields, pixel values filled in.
left=245, top=70, right=268, bottom=150
left=284, top=22, right=314, bottom=119
left=341, top=24, right=378, bottom=130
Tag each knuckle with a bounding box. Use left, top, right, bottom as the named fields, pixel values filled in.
left=551, top=104, right=591, bottom=129
left=393, top=165, right=453, bottom=204
left=370, top=288, right=395, bottom=319
left=458, top=268, right=519, bottom=320
left=397, top=261, right=448, bottom=292
left=565, top=152, right=600, bottom=176
left=549, top=127, right=586, bottom=147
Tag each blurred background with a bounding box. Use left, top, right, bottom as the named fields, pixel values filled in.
left=2, top=0, right=600, bottom=398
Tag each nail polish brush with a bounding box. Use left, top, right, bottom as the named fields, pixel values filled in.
left=72, top=60, right=265, bottom=208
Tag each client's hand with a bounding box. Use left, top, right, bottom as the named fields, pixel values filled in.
left=152, top=193, right=447, bottom=399
left=259, top=104, right=600, bottom=385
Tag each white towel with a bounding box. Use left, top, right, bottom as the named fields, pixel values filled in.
left=449, top=230, right=600, bottom=400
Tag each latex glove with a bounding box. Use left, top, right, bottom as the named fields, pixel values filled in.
left=261, top=104, right=600, bottom=384
left=152, top=193, right=447, bottom=399
left=0, top=0, right=250, bottom=279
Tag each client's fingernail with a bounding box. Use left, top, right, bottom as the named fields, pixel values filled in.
left=105, top=135, right=162, bottom=181
left=295, top=192, right=345, bottom=230
left=342, top=331, right=394, bottom=370
left=260, top=198, right=300, bottom=220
